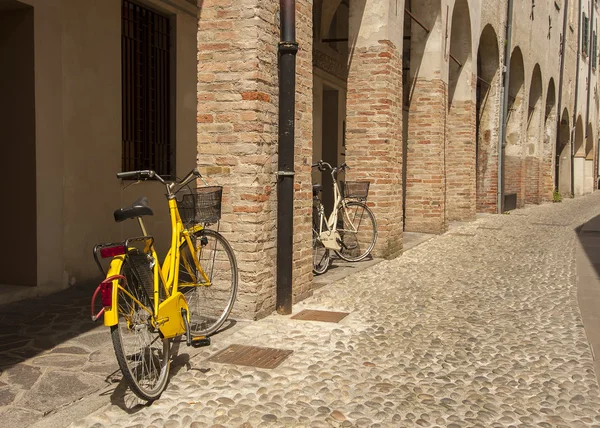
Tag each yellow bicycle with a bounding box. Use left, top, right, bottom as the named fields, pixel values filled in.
left=91, top=168, right=238, bottom=401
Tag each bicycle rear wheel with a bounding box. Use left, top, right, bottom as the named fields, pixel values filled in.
left=111, top=252, right=170, bottom=401
left=312, top=206, right=330, bottom=274
left=335, top=200, right=377, bottom=262
left=179, top=229, right=238, bottom=336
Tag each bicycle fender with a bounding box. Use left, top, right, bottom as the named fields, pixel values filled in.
left=103, top=256, right=125, bottom=327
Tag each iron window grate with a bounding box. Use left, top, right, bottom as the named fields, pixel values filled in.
left=122, top=0, right=172, bottom=176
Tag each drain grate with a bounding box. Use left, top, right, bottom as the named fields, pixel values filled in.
left=207, top=344, right=293, bottom=369
left=291, top=309, right=349, bottom=323
left=447, top=232, right=476, bottom=237
left=478, top=226, right=502, bottom=230
left=531, top=222, right=568, bottom=227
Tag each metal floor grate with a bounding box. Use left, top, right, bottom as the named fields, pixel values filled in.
left=207, top=344, right=293, bottom=369
left=291, top=309, right=349, bottom=323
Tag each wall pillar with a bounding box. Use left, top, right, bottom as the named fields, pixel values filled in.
left=574, top=156, right=585, bottom=196
left=446, top=77, right=477, bottom=221
left=404, top=77, right=447, bottom=233
left=197, top=0, right=313, bottom=320
left=346, top=39, right=403, bottom=257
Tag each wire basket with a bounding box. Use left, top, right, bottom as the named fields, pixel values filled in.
left=177, top=186, right=223, bottom=225
left=342, top=181, right=370, bottom=199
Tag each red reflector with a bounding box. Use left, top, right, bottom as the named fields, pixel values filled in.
left=100, top=245, right=126, bottom=258
left=101, top=282, right=113, bottom=307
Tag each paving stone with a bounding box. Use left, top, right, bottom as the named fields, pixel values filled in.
left=19, top=371, right=100, bottom=413
left=0, top=387, right=16, bottom=406
left=32, top=354, right=87, bottom=369
left=4, top=364, right=41, bottom=389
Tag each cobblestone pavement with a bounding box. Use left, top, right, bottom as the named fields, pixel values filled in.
left=5, top=194, right=600, bottom=428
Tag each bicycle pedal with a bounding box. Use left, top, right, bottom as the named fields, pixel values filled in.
left=191, top=336, right=211, bottom=348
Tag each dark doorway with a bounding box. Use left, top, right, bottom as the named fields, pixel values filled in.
left=0, top=1, right=37, bottom=286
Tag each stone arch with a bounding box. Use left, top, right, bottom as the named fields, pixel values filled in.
left=504, top=46, right=525, bottom=207
left=446, top=0, right=475, bottom=221
left=575, top=115, right=585, bottom=156
left=541, top=78, right=557, bottom=201
left=556, top=108, right=571, bottom=196
left=320, top=0, right=344, bottom=40
left=403, top=0, right=446, bottom=234
left=574, top=116, right=585, bottom=195
left=448, top=0, right=473, bottom=108
left=476, top=24, right=500, bottom=213
left=525, top=64, right=543, bottom=204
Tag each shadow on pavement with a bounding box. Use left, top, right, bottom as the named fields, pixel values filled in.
left=0, top=280, right=102, bottom=371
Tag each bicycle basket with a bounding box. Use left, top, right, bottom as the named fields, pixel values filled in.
left=177, top=186, right=223, bottom=225
left=342, top=181, right=370, bottom=199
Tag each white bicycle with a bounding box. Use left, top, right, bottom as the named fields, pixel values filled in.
left=311, top=161, right=378, bottom=274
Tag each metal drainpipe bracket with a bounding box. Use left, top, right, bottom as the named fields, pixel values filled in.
left=276, top=171, right=295, bottom=181
left=278, top=41, right=299, bottom=54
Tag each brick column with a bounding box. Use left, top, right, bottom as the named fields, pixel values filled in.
left=404, top=77, right=447, bottom=234
left=504, top=156, right=523, bottom=207
left=446, top=77, right=477, bottom=221
left=196, top=0, right=313, bottom=320
left=345, top=40, right=403, bottom=258
left=540, top=114, right=557, bottom=202
left=524, top=156, right=541, bottom=204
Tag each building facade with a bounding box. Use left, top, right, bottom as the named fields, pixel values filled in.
left=197, top=0, right=600, bottom=320
left=1, top=0, right=598, bottom=320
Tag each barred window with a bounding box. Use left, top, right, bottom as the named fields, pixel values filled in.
left=122, top=0, right=173, bottom=177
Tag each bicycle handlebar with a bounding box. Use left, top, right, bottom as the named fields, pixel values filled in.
left=117, top=168, right=201, bottom=184
left=311, top=160, right=350, bottom=174
left=116, top=170, right=157, bottom=181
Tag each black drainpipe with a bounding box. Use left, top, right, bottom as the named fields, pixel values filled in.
left=572, top=0, right=583, bottom=196
left=276, top=0, right=298, bottom=315
left=498, top=0, right=514, bottom=213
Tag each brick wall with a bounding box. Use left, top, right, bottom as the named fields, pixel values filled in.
left=446, top=95, right=477, bottom=222
left=345, top=40, right=403, bottom=258
left=405, top=78, right=447, bottom=234
left=540, top=121, right=556, bottom=202
left=524, top=156, right=540, bottom=204
left=504, top=155, right=523, bottom=207
left=196, top=0, right=313, bottom=320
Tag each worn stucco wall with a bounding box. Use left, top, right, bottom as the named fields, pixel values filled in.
left=3, top=0, right=198, bottom=299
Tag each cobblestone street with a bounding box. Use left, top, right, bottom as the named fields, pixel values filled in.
left=4, top=194, right=600, bottom=427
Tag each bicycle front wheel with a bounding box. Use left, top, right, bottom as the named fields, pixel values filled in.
left=335, top=200, right=378, bottom=262
left=179, top=229, right=238, bottom=336
left=111, top=253, right=170, bottom=401
left=312, top=206, right=330, bottom=275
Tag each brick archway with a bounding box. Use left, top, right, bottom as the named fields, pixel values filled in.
left=476, top=24, right=500, bottom=214
left=524, top=64, right=543, bottom=204
left=585, top=123, right=595, bottom=194
left=504, top=46, right=525, bottom=209
left=574, top=116, right=585, bottom=196
left=403, top=0, right=445, bottom=234
left=541, top=78, right=557, bottom=202
left=446, top=0, right=475, bottom=222
left=556, top=109, right=571, bottom=196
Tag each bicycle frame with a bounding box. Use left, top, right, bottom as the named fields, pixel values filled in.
left=102, top=190, right=211, bottom=339
left=314, top=167, right=359, bottom=251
